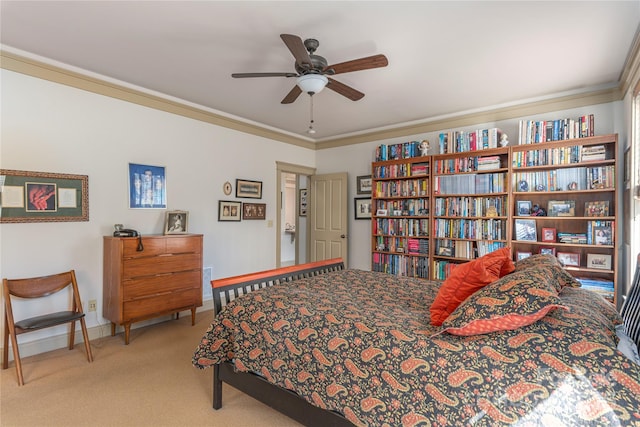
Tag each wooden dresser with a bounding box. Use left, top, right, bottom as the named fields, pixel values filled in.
left=103, top=234, right=203, bottom=344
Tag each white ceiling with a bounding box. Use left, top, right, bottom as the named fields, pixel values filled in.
left=1, top=1, right=639, bottom=142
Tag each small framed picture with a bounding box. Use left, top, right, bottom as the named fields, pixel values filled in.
left=376, top=208, right=388, bottom=216
left=354, top=198, right=372, bottom=220
left=438, top=247, right=453, bottom=257
left=514, top=219, right=537, bottom=241
left=557, top=252, right=580, bottom=267
left=548, top=200, right=575, bottom=217
left=357, top=175, right=372, bottom=195
left=585, top=201, right=610, bottom=217
left=242, top=202, right=266, bottom=220
left=218, top=200, right=242, bottom=221
left=541, top=227, right=556, bottom=243
left=299, top=189, right=308, bottom=217
left=164, top=210, right=189, bottom=234
left=586, top=253, right=612, bottom=270
left=235, top=179, right=262, bottom=199
left=539, top=247, right=556, bottom=256
left=517, top=200, right=532, bottom=216
left=516, top=251, right=532, bottom=261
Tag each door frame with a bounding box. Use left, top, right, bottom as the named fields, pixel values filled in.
left=276, top=162, right=316, bottom=268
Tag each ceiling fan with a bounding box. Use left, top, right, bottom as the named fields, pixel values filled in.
left=232, top=34, right=389, bottom=105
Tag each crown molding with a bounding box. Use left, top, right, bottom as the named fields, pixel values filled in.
left=1, top=49, right=631, bottom=151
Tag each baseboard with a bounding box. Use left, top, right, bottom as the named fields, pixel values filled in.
left=1, top=299, right=214, bottom=362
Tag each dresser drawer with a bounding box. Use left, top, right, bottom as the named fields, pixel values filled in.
left=166, top=236, right=201, bottom=254
left=123, top=270, right=200, bottom=300
left=123, top=288, right=200, bottom=320
left=122, top=237, right=166, bottom=258
left=123, top=253, right=201, bottom=277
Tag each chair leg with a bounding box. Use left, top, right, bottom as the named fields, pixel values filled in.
left=68, top=320, right=76, bottom=350
left=8, top=330, right=24, bottom=386
left=79, top=317, right=93, bottom=362
left=3, top=313, right=9, bottom=370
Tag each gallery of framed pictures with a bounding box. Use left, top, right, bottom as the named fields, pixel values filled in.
left=243, top=203, right=266, bottom=220
left=128, top=163, right=166, bottom=209
left=354, top=198, right=372, bottom=220
left=0, top=169, right=88, bottom=223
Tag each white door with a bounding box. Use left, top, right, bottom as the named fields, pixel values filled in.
left=309, top=172, right=348, bottom=265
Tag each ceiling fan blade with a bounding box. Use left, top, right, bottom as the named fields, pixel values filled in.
left=281, top=85, right=302, bottom=104
left=326, top=78, right=364, bottom=101
left=280, top=34, right=312, bottom=68
left=232, top=72, right=298, bottom=78
left=325, top=54, right=388, bottom=75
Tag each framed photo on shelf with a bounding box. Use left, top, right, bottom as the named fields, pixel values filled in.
left=517, top=200, right=532, bottom=216
left=557, top=252, right=580, bottom=267
left=585, top=201, right=610, bottom=217
left=354, top=198, right=372, bottom=220
left=242, top=202, right=266, bottom=220
left=356, top=175, right=372, bottom=195
left=298, top=189, right=308, bottom=217
left=438, top=247, right=453, bottom=257
left=541, top=227, right=556, bottom=243
left=548, top=200, right=575, bottom=217
left=164, top=210, right=188, bottom=234
left=218, top=200, right=241, bottom=221
left=539, top=247, right=556, bottom=256
left=235, top=179, right=262, bottom=199
left=514, top=219, right=537, bottom=241
left=516, top=251, right=532, bottom=261
left=376, top=208, right=388, bottom=216
left=594, top=224, right=613, bottom=245
left=586, top=253, right=612, bottom=270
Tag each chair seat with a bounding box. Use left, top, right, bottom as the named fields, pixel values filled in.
left=15, top=311, right=85, bottom=331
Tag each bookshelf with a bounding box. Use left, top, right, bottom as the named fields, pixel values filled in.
left=371, top=156, right=431, bottom=278
left=510, top=134, right=618, bottom=304
left=431, top=147, right=511, bottom=280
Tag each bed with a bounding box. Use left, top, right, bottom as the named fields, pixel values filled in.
left=193, top=255, right=640, bottom=426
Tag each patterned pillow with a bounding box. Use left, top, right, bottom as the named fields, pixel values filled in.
left=440, top=267, right=568, bottom=336
left=514, top=253, right=580, bottom=291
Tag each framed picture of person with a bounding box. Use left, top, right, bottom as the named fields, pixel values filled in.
left=164, top=210, right=189, bottom=234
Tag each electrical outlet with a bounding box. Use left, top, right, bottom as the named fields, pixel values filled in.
left=88, top=299, right=97, bottom=312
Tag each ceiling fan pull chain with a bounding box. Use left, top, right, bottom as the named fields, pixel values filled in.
left=307, top=95, right=316, bottom=134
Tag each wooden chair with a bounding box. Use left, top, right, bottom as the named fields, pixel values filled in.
left=620, top=253, right=640, bottom=351
left=2, top=270, right=94, bottom=385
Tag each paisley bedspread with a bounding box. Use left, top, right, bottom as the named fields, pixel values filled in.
left=193, top=269, right=640, bottom=426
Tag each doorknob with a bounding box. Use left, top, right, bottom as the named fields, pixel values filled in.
left=341, top=234, right=346, bottom=238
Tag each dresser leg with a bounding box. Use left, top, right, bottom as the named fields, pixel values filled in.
left=110, top=323, right=116, bottom=336
left=124, top=324, right=131, bottom=345
left=191, top=307, right=196, bottom=325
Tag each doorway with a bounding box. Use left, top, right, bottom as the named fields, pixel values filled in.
left=276, top=162, right=315, bottom=268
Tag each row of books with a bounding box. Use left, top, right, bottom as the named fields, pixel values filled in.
left=432, top=260, right=460, bottom=280
left=373, top=162, right=430, bottom=179
left=433, top=218, right=507, bottom=240
left=587, top=165, right=615, bottom=189
left=373, top=179, right=429, bottom=198
left=557, top=232, right=587, bottom=244
left=433, top=155, right=503, bottom=174
left=513, top=167, right=588, bottom=192
left=438, top=128, right=504, bottom=154
left=374, top=236, right=429, bottom=254
left=575, top=277, right=614, bottom=302
left=375, top=141, right=427, bottom=161
left=373, top=218, right=430, bottom=237
left=433, top=173, right=506, bottom=195
left=512, top=144, right=609, bottom=168
left=374, top=198, right=429, bottom=216
left=586, top=220, right=614, bottom=245
left=518, top=114, right=594, bottom=144
left=371, top=253, right=430, bottom=278
left=433, top=196, right=508, bottom=217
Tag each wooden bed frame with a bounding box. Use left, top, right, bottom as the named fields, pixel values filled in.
left=210, top=258, right=353, bottom=427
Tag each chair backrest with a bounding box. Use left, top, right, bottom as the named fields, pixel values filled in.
left=620, top=253, right=640, bottom=350
left=3, top=270, right=83, bottom=311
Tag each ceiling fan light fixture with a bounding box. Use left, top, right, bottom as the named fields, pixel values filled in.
left=296, top=74, right=328, bottom=95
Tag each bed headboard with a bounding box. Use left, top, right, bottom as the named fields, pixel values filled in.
left=211, top=258, right=345, bottom=314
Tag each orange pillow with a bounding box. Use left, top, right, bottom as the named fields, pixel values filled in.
left=430, top=247, right=513, bottom=326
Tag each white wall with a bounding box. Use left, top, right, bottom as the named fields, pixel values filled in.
left=316, top=102, right=623, bottom=272
left=0, top=70, right=315, bottom=349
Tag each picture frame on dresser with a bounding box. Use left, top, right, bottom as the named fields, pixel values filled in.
left=164, top=210, right=189, bottom=234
